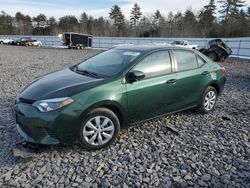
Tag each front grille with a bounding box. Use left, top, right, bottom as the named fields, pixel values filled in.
left=19, top=98, right=36, bottom=104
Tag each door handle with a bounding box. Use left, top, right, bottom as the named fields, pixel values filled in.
left=202, top=71, right=210, bottom=75
left=166, top=79, right=177, bottom=84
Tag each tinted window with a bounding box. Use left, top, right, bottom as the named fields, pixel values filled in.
left=173, top=50, right=198, bottom=71
left=133, top=51, right=172, bottom=78
left=196, top=55, right=206, bottom=67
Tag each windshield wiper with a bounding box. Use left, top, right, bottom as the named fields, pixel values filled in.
left=78, top=70, right=99, bottom=78
left=70, top=65, right=99, bottom=78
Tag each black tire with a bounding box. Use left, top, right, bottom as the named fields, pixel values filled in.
left=0, top=41, right=3, bottom=44
left=197, top=86, right=217, bottom=114
left=79, top=108, right=120, bottom=150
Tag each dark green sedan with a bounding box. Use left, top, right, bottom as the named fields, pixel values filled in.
left=13, top=46, right=226, bottom=149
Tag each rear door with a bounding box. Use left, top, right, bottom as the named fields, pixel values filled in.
left=172, top=49, right=207, bottom=109
left=125, top=50, right=177, bottom=123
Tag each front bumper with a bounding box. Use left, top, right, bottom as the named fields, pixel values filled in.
left=13, top=101, right=85, bottom=145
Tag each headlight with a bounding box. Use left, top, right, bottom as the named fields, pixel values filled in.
left=32, top=97, right=74, bottom=112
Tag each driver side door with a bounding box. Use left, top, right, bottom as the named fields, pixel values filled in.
left=125, top=50, right=177, bottom=123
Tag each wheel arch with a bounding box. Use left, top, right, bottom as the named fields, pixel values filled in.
left=207, top=81, right=221, bottom=95
left=79, top=100, right=126, bottom=128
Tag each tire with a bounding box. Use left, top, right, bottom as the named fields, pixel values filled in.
left=80, top=46, right=84, bottom=50
left=79, top=108, right=120, bottom=150
left=77, top=46, right=80, bottom=50
left=0, top=41, right=3, bottom=44
left=197, top=86, right=217, bottom=114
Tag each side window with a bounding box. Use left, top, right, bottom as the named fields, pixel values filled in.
left=196, top=55, right=206, bottom=67
left=173, top=50, right=198, bottom=72
left=133, top=51, right=172, bottom=79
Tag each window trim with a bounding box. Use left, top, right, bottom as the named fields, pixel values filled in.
left=172, top=49, right=205, bottom=73
left=124, top=50, right=175, bottom=83
left=195, top=54, right=207, bottom=68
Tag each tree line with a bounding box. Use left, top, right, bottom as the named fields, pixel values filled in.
left=0, top=0, right=249, bottom=38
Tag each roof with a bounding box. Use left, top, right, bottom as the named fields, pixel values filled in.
left=63, top=32, right=93, bottom=37
left=115, top=45, right=197, bottom=53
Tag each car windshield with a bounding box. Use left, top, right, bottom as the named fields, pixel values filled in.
left=76, top=49, right=140, bottom=77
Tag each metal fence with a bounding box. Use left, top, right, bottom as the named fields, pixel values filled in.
left=1, top=35, right=250, bottom=57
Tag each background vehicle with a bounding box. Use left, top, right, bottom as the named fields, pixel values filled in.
left=171, top=40, right=198, bottom=49
left=9, top=37, right=32, bottom=46
left=0, top=37, right=13, bottom=44
left=13, top=46, right=226, bottom=150
left=199, top=39, right=232, bottom=62
left=60, top=32, right=93, bottom=49
left=24, top=40, right=42, bottom=46
left=19, top=38, right=33, bottom=46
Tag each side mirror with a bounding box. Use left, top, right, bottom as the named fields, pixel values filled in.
left=126, top=70, right=145, bottom=83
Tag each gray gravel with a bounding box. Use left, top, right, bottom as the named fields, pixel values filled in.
left=0, top=45, right=249, bottom=187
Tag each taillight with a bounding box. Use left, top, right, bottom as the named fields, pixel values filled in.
left=220, top=67, right=226, bottom=73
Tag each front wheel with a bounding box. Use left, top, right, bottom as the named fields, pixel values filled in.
left=197, top=86, right=217, bottom=114
left=79, top=108, right=120, bottom=150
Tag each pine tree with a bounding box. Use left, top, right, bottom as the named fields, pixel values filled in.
left=199, top=0, right=217, bottom=37
left=79, top=12, right=88, bottom=33
left=151, top=10, right=163, bottom=37
left=47, top=17, right=58, bottom=35
left=109, top=5, right=125, bottom=36
left=0, top=11, right=14, bottom=34
left=59, top=15, right=79, bottom=32
left=218, top=0, right=246, bottom=20
left=130, top=3, right=142, bottom=29
left=15, top=12, right=32, bottom=35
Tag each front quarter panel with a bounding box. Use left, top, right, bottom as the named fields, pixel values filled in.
left=72, top=79, right=127, bottom=125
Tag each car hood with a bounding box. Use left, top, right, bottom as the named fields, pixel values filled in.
left=19, top=68, right=104, bottom=100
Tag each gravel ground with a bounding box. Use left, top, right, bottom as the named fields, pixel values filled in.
left=0, top=45, right=249, bottom=187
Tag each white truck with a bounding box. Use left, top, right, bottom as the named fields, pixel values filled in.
left=171, top=40, right=197, bottom=49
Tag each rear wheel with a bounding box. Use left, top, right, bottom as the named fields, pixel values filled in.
left=197, top=86, right=217, bottom=114
left=79, top=108, right=120, bottom=150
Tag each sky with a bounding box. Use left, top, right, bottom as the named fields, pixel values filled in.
left=1, top=0, right=250, bottom=19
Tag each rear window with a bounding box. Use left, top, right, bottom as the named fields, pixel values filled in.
left=173, top=50, right=198, bottom=71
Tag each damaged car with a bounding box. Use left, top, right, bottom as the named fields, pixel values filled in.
left=13, top=46, right=226, bottom=150
left=200, top=39, right=232, bottom=62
